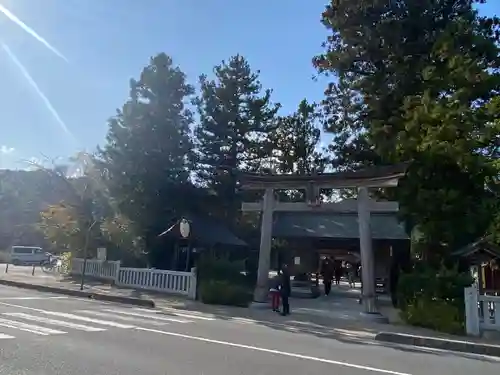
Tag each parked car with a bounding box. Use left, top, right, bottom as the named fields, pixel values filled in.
left=9, top=246, right=51, bottom=266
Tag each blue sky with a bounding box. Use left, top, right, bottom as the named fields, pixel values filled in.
left=0, top=1, right=498, bottom=170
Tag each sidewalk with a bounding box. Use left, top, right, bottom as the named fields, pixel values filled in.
left=1, top=268, right=500, bottom=357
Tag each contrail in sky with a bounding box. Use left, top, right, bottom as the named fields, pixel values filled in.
left=1, top=43, right=74, bottom=140
left=0, top=4, right=68, bottom=62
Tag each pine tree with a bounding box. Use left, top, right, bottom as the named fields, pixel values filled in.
left=100, top=53, right=196, bottom=235
left=194, top=55, right=280, bottom=222
left=271, top=99, right=326, bottom=175
left=269, top=99, right=327, bottom=202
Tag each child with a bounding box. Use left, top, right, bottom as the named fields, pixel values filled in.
left=269, top=287, right=280, bottom=312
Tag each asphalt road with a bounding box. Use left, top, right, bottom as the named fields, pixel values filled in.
left=0, top=285, right=497, bottom=375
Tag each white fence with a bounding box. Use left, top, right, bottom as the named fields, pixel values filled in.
left=70, top=258, right=197, bottom=299
left=464, top=285, right=500, bottom=336
left=71, top=259, right=121, bottom=282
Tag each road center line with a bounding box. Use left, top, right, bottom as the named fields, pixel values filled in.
left=135, top=327, right=411, bottom=375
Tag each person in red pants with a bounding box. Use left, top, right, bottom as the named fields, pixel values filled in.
left=270, top=287, right=280, bottom=312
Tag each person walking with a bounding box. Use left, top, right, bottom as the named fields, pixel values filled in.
left=330, top=259, right=342, bottom=285
left=334, top=264, right=342, bottom=285
left=347, top=262, right=356, bottom=288
left=279, top=264, right=291, bottom=316
left=357, top=264, right=363, bottom=304
left=321, top=257, right=333, bottom=296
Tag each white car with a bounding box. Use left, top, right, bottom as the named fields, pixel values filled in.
left=9, top=246, right=51, bottom=266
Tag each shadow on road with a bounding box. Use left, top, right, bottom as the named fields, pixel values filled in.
left=156, top=303, right=500, bottom=364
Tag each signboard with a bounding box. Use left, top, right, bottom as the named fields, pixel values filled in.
left=294, top=256, right=301, bottom=265
left=97, top=247, right=107, bottom=261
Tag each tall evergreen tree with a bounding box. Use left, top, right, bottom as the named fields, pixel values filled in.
left=314, top=0, right=500, bottom=260
left=100, top=53, right=197, bottom=242
left=194, top=55, right=280, bottom=223
left=269, top=99, right=327, bottom=202
left=271, top=99, right=326, bottom=175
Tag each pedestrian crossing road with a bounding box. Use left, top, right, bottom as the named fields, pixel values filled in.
left=0, top=303, right=218, bottom=340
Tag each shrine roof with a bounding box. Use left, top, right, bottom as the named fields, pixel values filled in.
left=158, top=213, right=248, bottom=247
left=272, top=211, right=409, bottom=240
left=452, top=236, right=500, bottom=260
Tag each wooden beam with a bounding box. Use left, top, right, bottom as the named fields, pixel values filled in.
left=239, top=163, right=408, bottom=190
left=241, top=202, right=263, bottom=212
left=241, top=199, right=399, bottom=213
left=240, top=176, right=401, bottom=190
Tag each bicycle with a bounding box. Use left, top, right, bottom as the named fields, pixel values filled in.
left=41, top=258, right=62, bottom=273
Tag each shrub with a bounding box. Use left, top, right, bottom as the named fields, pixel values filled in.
left=397, top=263, right=473, bottom=334
left=199, top=280, right=253, bottom=307
left=196, top=254, right=251, bottom=286
left=60, top=252, right=72, bottom=274
left=401, top=298, right=464, bottom=335
left=244, top=256, right=258, bottom=286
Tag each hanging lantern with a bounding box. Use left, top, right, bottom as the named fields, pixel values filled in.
left=179, top=219, right=190, bottom=239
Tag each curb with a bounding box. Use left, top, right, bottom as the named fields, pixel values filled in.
left=0, top=279, right=155, bottom=308
left=375, top=332, right=500, bottom=357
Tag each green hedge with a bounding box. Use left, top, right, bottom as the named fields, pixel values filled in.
left=402, top=298, right=464, bottom=334
left=197, top=255, right=255, bottom=287
left=196, top=254, right=255, bottom=307
left=397, top=264, right=473, bottom=335
left=199, top=280, right=253, bottom=307
left=197, top=255, right=250, bottom=285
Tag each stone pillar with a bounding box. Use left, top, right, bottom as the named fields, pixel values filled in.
left=464, top=285, right=480, bottom=336
left=253, top=188, right=274, bottom=303
left=357, top=187, right=377, bottom=314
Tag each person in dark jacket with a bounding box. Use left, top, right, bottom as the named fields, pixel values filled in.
left=321, top=258, right=333, bottom=296
left=334, top=264, right=342, bottom=285
left=279, top=264, right=291, bottom=316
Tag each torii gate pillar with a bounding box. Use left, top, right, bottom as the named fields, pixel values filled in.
left=254, top=188, right=274, bottom=303
left=357, top=186, right=376, bottom=313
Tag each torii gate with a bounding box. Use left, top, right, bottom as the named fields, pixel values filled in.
left=240, top=164, right=407, bottom=315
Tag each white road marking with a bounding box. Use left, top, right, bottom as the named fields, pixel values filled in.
left=103, top=308, right=192, bottom=323
left=0, top=317, right=66, bottom=335
left=4, top=312, right=106, bottom=332
left=135, top=327, right=412, bottom=375
left=37, top=311, right=134, bottom=329
left=0, top=333, right=15, bottom=339
left=230, top=317, right=259, bottom=325
left=0, top=296, right=68, bottom=300
left=0, top=302, right=134, bottom=329
left=78, top=310, right=169, bottom=326
left=135, top=307, right=216, bottom=321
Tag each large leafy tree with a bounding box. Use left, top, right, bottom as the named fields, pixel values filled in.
left=100, top=53, right=198, bottom=241
left=39, top=202, right=143, bottom=260
left=194, top=55, right=280, bottom=224
left=36, top=156, right=144, bottom=261
left=314, top=0, right=500, bottom=261
left=38, top=202, right=85, bottom=254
